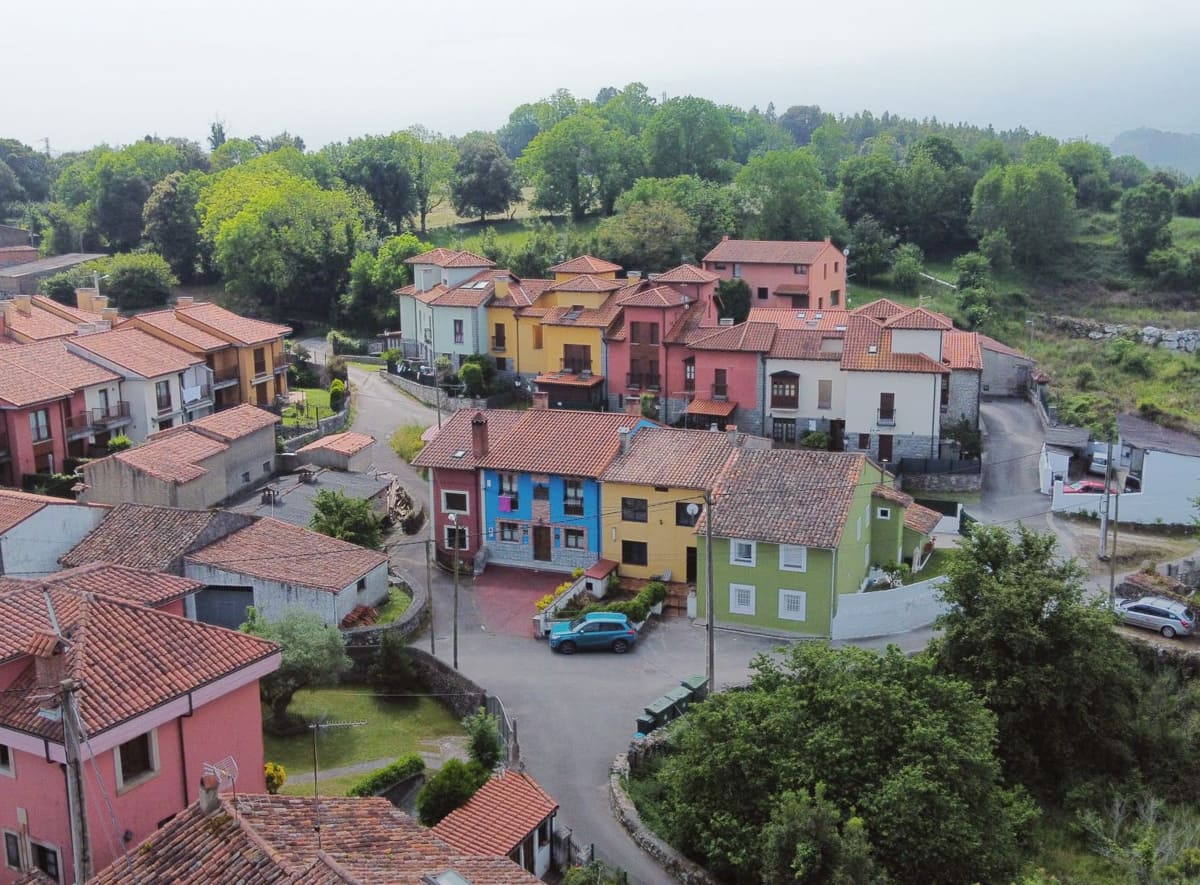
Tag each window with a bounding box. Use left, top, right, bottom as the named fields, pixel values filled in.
left=4, top=832, right=18, bottom=870
left=730, top=539, right=756, bottom=567
left=830, top=289, right=840, bottom=306
left=778, top=589, right=807, bottom=621
left=770, top=373, right=799, bottom=409
left=356, top=578, right=366, bottom=591
left=116, top=730, right=158, bottom=792
left=621, top=497, right=648, bottom=522
left=240, top=471, right=251, bottom=484
left=442, top=491, right=468, bottom=513
left=496, top=357, right=508, bottom=371
left=155, top=379, right=172, bottom=413
left=629, top=322, right=660, bottom=345
left=500, top=521, right=519, bottom=542
left=445, top=525, right=468, bottom=549
left=817, top=379, right=832, bottom=410
left=565, top=528, right=585, bottom=549
left=858, top=433, right=870, bottom=449
left=779, top=545, right=807, bottom=572
left=834, top=261, right=840, bottom=273
left=877, top=507, right=892, bottom=520
left=493, top=323, right=506, bottom=350
left=794, top=264, right=809, bottom=275
left=714, top=262, right=727, bottom=270
left=772, top=418, right=796, bottom=444
left=622, top=540, right=648, bottom=566
left=732, top=263, right=742, bottom=278
left=730, top=583, right=756, bottom=615
left=30, top=841, right=59, bottom=881
left=533, top=482, right=549, bottom=501
left=28, top=409, right=50, bottom=443
left=562, top=344, right=591, bottom=373
left=533, top=326, right=543, bottom=349
left=0, top=744, right=11, bottom=777
left=684, top=358, right=695, bottom=391
left=453, top=319, right=464, bottom=344
left=253, top=347, right=267, bottom=375
left=676, top=502, right=701, bottom=527
left=158, top=418, right=174, bottom=431
left=941, top=376, right=949, bottom=411
left=757, top=286, right=768, bottom=300
left=878, top=392, right=896, bottom=425
left=499, top=473, right=519, bottom=508
left=563, top=479, right=584, bottom=516
left=713, top=369, right=728, bottom=399
left=263, top=461, right=271, bottom=474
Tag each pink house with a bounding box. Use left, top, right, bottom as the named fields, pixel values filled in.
left=0, top=570, right=280, bottom=885
left=702, top=237, right=847, bottom=310
left=683, top=322, right=775, bottom=435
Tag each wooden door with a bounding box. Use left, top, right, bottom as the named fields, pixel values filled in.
left=533, top=526, right=552, bottom=561
left=878, top=434, right=893, bottom=463
left=686, top=547, right=697, bottom=584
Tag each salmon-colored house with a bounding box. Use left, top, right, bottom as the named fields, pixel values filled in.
left=702, top=236, right=848, bottom=310
left=0, top=568, right=280, bottom=885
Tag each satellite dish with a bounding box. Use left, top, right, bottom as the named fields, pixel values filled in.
left=204, top=756, right=240, bottom=791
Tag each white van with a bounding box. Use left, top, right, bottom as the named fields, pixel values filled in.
left=1089, top=442, right=1109, bottom=476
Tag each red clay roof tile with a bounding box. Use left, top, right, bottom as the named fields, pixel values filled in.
left=703, top=238, right=833, bottom=265
left=548, top=255, right=621, bottom=274
left=175, top=302, right=291, bottom=346
left=60, top=504, right=250, bottom=572
left=601, top=427, right=737, bottom=489
left=433, top=769, right=558, bottom=857
left=69, top=327, right=202, bottom=377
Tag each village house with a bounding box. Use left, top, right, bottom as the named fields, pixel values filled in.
left=701, top=236, right=847, bottom=310
left=396, top=248, right=498, bottom=366
left=0, top=293, right=112, bottom=344
left=0, top=254, right=107, bottom=298
left=0, top=577, right=279, bottom=885
left=0, top=489, right=108, bottom=577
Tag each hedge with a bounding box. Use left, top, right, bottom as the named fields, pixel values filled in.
left=577, top=580, right=668, bottom=624
left=345, top=753, right=426, bottom=797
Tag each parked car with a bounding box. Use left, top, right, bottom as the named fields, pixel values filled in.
left=549, top=612, right=638, bottom=655
left=1089, top=442, right=1109, bottom=476
left=1114, top=595, right=1196, bottom=638
left=1064, top=479, right=1118, bottom=494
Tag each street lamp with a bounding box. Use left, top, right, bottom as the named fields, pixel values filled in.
left=689, top=497, right=715, bottom=691
left=448, top=513, right=460, bottom=670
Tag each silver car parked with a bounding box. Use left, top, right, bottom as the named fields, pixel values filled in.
left=1114, top=595, right=1196, bottom=638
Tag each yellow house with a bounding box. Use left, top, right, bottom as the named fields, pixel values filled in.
left=487, top=276, right=554, bottom=378
left=547, top=255, right=621, bottom=283
left=599, top=427, right=741, bottom=582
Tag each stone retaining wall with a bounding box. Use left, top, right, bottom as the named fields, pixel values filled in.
left=379, top=371, right=522, bottom=414
left=281, top=397, right=352, bottom=451
left=342, top=579, right=427, bottom=652
left=899, top=470, right=982, bottom=493
left=1045, top=315, right=1200, bottom=352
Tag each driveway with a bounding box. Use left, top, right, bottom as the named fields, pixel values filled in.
left=978, top=399, right=1052, bottom=531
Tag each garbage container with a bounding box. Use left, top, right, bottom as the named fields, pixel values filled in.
left=680, top=674, right=710, bottom=701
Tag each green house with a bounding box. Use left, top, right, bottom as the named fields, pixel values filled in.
left=696, top=449, right=939, bottom=639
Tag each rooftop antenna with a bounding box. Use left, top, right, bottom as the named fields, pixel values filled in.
left=204, top=756, right=240, bottom=791
left=309, top=720, right=366, bottom=849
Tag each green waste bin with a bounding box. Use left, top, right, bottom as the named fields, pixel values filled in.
left=643, top=695, right=678, bottom=728
left=663, top=685, right=692, bottom=714
left=680, top=674, right=709, bottom=701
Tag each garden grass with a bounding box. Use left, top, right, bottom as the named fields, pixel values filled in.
left=277, top=771, right=365, bottom=798
left=390, top=423, right=428, bottom=462
left=375, top=587, right=412, bottom=624
left=262, top=688, right=462, bottom=776
left=282, top=387, right=333, bottom=426
left=906, top=548, right=956, bottom=584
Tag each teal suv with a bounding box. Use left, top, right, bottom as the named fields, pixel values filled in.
left=549, top=612, right=639, bottom=654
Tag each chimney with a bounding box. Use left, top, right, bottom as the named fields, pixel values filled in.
left=176, top=296, right=194, bottom=308
left=74, top=287, right=98, bottom=312
left=197, top=774, right=221, bottom=815
left=721, top=235, right=730, bottom=242
left=532, top=392, right=549, bottom=410
left=101, top=307, right=118, bottom=322
left=471, top=412, right=488, bottom=458
left=14, top=294, right=31, bottom=315
left=92, top=295, right=109, bottom=312
left=627, top=270, right=642, bottom=281
left=493, top=273, right=509, bottom=298
left=30, top=630, right=68, bottom=688
left=726, top=425, right=739, bottom=444
left=618, top=426, right=631, bottom=455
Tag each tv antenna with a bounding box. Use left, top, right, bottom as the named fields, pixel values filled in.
left=309, top=720, right=366, bottom=849
left=203, top=756, right=240, bottom=791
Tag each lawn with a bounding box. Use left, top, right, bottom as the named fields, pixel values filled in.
left=907, top=547, right=956, bottom=584
left=278, top=771, right=364, bottom=798
left=262, top=687, right=463, bottom=781
left=282, top=387, right=332, bottom=426
left=390, top=423, right=428, bottom=463
left=376, top=587, right=412, bottom=624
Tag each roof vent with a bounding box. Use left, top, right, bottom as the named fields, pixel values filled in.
left=451, top=449, right=467, bottom=459
left=719, top=317, right=735, bottom=326
left=814, top=312, right=823, bottom=319
left=867, top=345, right=878, bottom=354
left=835, top=324, right=847, bottom=331
left=796, top=311, right=806, bottom=319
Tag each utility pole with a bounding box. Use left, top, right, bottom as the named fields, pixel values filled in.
left=449, top=513, right=460, bottom=670
left=1099, top=440, right=1114, bottom=560
left=1109, top=491, right=1121, bottom=608
left=60, top=679, right=92, bottom=883
left=426, top=538, right=435, bottom=656
left=704, top=490, right=715, bottom=692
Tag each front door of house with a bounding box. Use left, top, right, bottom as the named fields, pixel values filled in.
left=686, top=547, right=697, bottom=584
left=829, top=419, right=845, bottom=452
left=878, top=434, right=894, bottom=463
left=533, top=526, right=552, bottom=562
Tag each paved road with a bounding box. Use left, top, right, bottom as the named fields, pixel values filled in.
left=977, top=399, right=1051, bottom=531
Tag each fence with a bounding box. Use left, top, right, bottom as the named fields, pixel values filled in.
left=896, top=457, right=981, bottom=475
left=484, top=693, right=514, bottom=755
left=828, top=576, right=949, bottom=640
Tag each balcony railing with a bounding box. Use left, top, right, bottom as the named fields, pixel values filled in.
left=877, top=409, right=897, bottom=427
left=212, top=365, right=240, bottom=386
left=253, top=363, right=268, bottom=378
left=491, top=337, right=507, bottom=352
left=183, top=384, right=213, bottom=405
left=92, top=401, right=131, bottom=426
left=559, top=360, right=593, bottom=375
left=626, top=373, right=661, bottom=390
left=563, top=500, right=584, bottom=517
left=711, top=383, right=728, bottom=400
left=65, top=411, right=93, bottom=435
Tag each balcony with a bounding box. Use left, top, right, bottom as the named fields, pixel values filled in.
left=491, top=337, right=507, bottom=352
left=183, top=384, right=213, bottom=406
left=626, top=373, right=661, bottom=391
left=877, top=409, right=897, bottom=427
left=65, top=411, right=94, bottom=439
left=711, top=384, right=729, bottom=401
left=770, top=396, right=799, bottom=410
left=212, top=365, right=240, bottom=389
left=92, top=401, right=132, bottom=428
left=563, top=501, right=585, bottom=517
left=559, top=360, right=593, bottom=375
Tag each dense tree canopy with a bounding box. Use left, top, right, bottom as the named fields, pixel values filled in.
left=1117, top=180, right=1174, bottom=266
left=735, top=148, right=839, bottom=241
left=642, top=96, right=734, bottom=181
left=451, top=133, right=520, bottom=222
left=969, top=161, right=1077, bottom=268
left=309, top=488, right=384, bottom=548
left=142, top=170, right=204, bottom=279
left=596, top=199, right=696, bottom=271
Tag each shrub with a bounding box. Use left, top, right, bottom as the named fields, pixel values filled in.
left=326, top=329, right=369, bottom=356
left=890, top=243, right=925, bottom=294
left=329, top=378, right=347, bottom=411
left=327, top=354, right=348, bottom=384
left=463, top=708, right=504, bottom=770
left=416, top=759, right=490, bottom=825
left=579, top=580, right=668, bottom=624
left=390, top=423, right=427, bottom=463
left=106, top=434, right=133, bottom=453
left=346, top=753, right=425, bottom=798
left=535, top=594, right=556, bottom=612
left=368, top=631, right=417, bottom=695
left=264, top=762, right=287, bottom=795
left=459, top=362, right=485, bottom=397
left=799, top=430, right=830, bottom=450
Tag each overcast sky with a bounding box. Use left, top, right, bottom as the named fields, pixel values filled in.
left=7, top=0, right=1199, bottom=154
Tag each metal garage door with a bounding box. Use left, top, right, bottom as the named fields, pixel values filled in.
left=194, top=587, right=254, bottom=630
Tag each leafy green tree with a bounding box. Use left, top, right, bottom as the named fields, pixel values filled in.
left=368, top=630, right=417, bottom=695
left=642, top=96, right=735, bottom=181
left=0, top=138, right=52, bottom=202
left=142, top=170, right=204, bottom=279
left=760, top=786, right=883, bottom=885
left=838, top=144, right=904, bottom=231
left=900, top=140, right=975, bottom=254
left=497, top=103, right=543, bottom=160
left=848, top=215, right=897, bottom=283
left=309, top=488, right=383, bottom=548
left=597, top=82, right=658, bottom=136
left=1108, top=153, right=1150, bottom=190
left=0, top=160, right=21, bottom=218
left=977, top=228, right=1014, bottom=276
left=596, top=200, right=697, bottom=271
left=210, top=137, right=262, bottom=171
left=726, top=106, right=794, bottom=164
left=656, top=642, right=1034, bottom=884
left=329, top=133, right=417, bottom=231
left=778, top=104, right=824, bottom=146
left=1056, top=140, right=1118, bottom=209
left=809, top=121, right=854, bottom=186
left=208, top=121, right=227, bottom=151
left=95, top=252, right=178, bottom=309
left=735, top=149, right=839, bottom=241
left=952, top=251, right=992, bottom=291
left=716, top=278, right=751, bottom=324
left=889, top=243, right=924, bottom=294
left=969, top=162, right=1076, bottom=269
left=616, top=175, right=738, bottom=259
left=251, top=132, right=306, bottom=154
left=1117, top=181, right=1174, bottom=267
left=416, top=759, right=490, bottom=825
left=451, top=133, right=520, bottom=222
left=931, top=525, right=1140, bottom=795
left=462, top=708, right=504, bottom=770
left=88, top=141, right=190, bottom=251
left=407, top=126, right=458, bottom=235
left=241, top=607, right=351, bottom=731
left=458, top=362, right=485, bottom=397
left=338, top=233, right=426, bottom=332
left=521, top=110, right=642, bottom=219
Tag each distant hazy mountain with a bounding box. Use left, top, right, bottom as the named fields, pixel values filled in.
left=1111, top=128, right=1200, bottom=177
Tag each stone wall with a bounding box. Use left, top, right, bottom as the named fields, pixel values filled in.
left=1044, top=315, right=1200, bottom=353
left=343, top=580, right=428, bottom=653
left=281, top=400, right=351, bottom=452
left=899, top=470, right=982, bottom=493
left=943, top=370, right=981, bottom=428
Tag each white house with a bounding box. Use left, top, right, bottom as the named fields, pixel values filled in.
left=0, top=489, right=108, bottom=577
left=396, top=249, right=496, bottom=365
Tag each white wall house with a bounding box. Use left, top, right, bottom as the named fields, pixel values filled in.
left=0, top=492, right=108, bottom=577
left=843, top=369, right=943, bottom=463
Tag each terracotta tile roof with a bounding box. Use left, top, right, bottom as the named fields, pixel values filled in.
left=771, top=282, right=810, bottom=295
left=0, top=338, right=121, bottom=394
left=664, top=301, right=708, bottom=344
left=492, top=278, right=552, bottom=309
left=0, top=562, right=200, bottom=607
left=183, top=404, right=281, bottom=441
left=478, top=410, right=651, bottom=478
left=0, top=357, right=73, bottom=406
left=0, top=488, right=88, bottom=534
left=617, top=284, right=693, bottom=308
left=405, top=248, right=496, bottom=269
left=184, top=517, right=387, bottom=592
left=655, top=264, right=720, bottom=284
left=839, top=317, right=948, bottom=374
left=700, top=449, right=867, bottom=548
left=768, top=329, right=843, bottom=360
left=539, top=296, right=623, bottom=328
left=515, top=306, right=550, bottom=318
left=601, top=427, right=737, bottom=489
left=851, top=298, right=909, bottom=320
left=132, top=309, right=229, bottom=351
left=548, top=255, right=621, bottom=275
left=412, top=283, right=449, bottom=305
left=176, top=302, right=291, bottom=346
left=884, top=306, right=953, bottom=330
left=686, top=398, right=738, bottom=418
left=60, top=504, right=248, bottom=572
left=703, top=238, right=833, bottom=265
left=584, top=558, right=619, bottom=579
left=0, top=584, right=278, bottom=738
left=297, top=431, right=375, bottom=456
left=434, top=769, right=559, bottom=857
left=978, top=333, right=1029, bottom=360
left=103, top=428, right=229, bottom=483
left=546, top=273, right=625, bottom=294
left=2, top=299, right=92, bottom=341
left=943, top=330, right=983, bottom=370
left=429, top=276, right=494, bottom=308
left=871, top=484, right=913, bottom=507
left=69, top=327, right=202, bottom=377
left=688, top=321, right=776, bottom=352
left=31, top=295, right=101, bottom=323
left=413, top=409, right=526, bottom=471
left=534, top=371, right=605, bottom=388
left=747, top=307, right=851, bottom=330
left=904, top=503, right=942, bottom=535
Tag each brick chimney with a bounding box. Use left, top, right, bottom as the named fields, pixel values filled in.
left=14, top=294, right=31, bottom=315
left=101, top=307, right=119, bottom=323
left=29, top=630, right=68, bottom=688
left=176, top=296, right=195, bottom=308
left=532, top=392, right=549, bottom=410
left=618, top=426, right=631, bottom=455
left=197, top=773, right=221, bottom=815
left=471, top=412, right=488, bottom=458
left=74, top=287, right=100, bottom=312
left=721, top=234, right=730, bottom=242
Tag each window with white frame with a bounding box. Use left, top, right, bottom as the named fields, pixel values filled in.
left=877, top=507, right=891, bottom=520
left=778, top=589, right=807, bottom=621
left=729, top=583, right=756, bottom=615
left=564, top=528, right=585, bottom=549
left=779, top=545, right=807, bottom=572
left=30, top=841, right=59, bottom=882
left=115, top=729, right=159, bottom=792
left=500, top=521, right=519, bottom=542
left=0, top=744, right=12, bottom=777
left=441, top=490, right=468, bottom=514
left=445, top=525, right=468, bottom=549
left=3, top=831, right=19, bottom=870
left=730, top=539, right=756, bottom=566
left=856, top=515, right=862, bottom=541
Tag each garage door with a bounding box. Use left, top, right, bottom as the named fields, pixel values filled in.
left=195, top=587, right=254, bottom=630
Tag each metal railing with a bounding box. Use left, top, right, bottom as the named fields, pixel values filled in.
left=559, top=359, right=593, bottom=374
left=626, top=373, right=661, bottom=390
left=212, top=365, right=240, bottom=384
left=92, top=401, right=131, bottom=426
left=65, top=412, right=92, bottom=434
left=563, top=500, right=585, bottom=517
left=771, top=396, right=799, bottom=410
left=877, top=409, right=897, bottom=426
left=183, top=385, right=212, bottom=404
